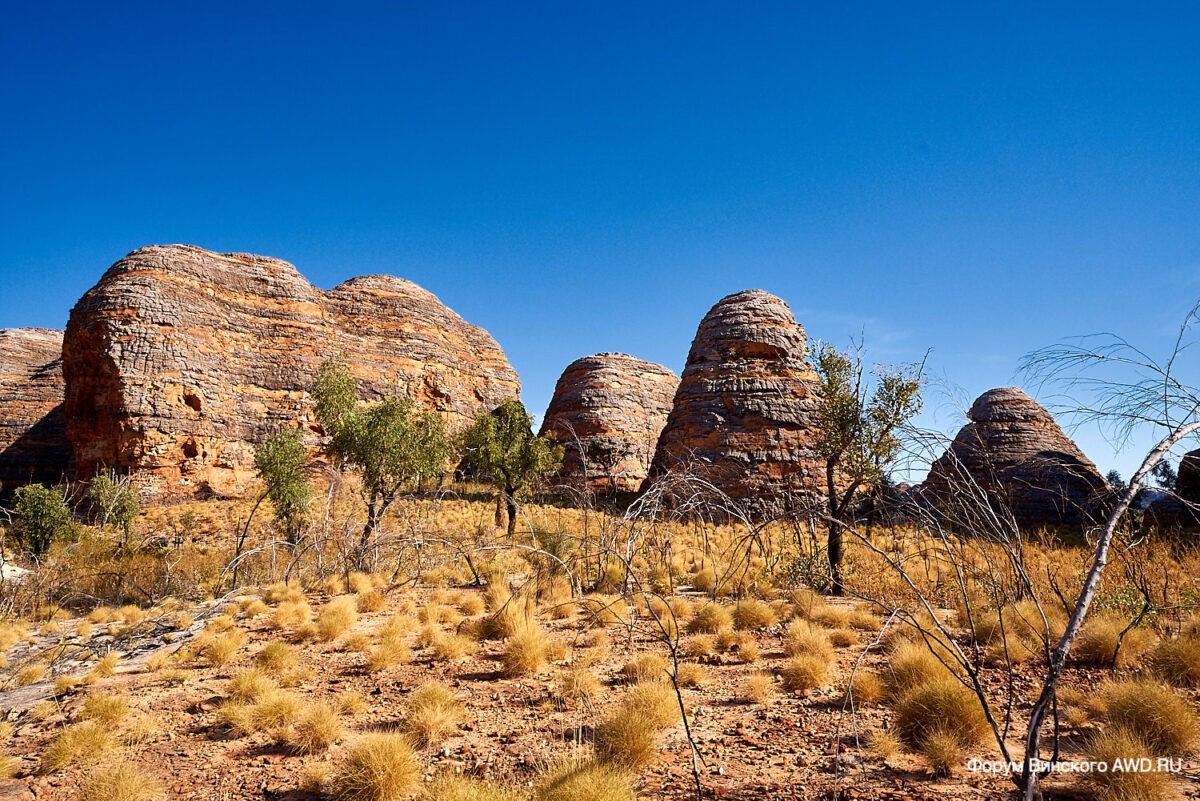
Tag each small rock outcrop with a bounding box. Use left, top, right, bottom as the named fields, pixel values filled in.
left=0, top=328, right=72, bottom=488
left=645, top=289, right=825, bottom=507
left=539, top=353, right=678, bottom=494
left=63, top=245, right=520, bottom=497
left=923, top=387, right=1108, bottom=528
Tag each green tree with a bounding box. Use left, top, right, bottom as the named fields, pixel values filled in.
left=11, top=483, right=72, bottom=557
left=811, top=344, right=923, bottom=596
left=460, top=398, right=564, bottom=537
left=87, top=472, right=139, bottom=547
left=254, top=429, right=311, bottom=545
left=312, top=357, right=454, bottom=562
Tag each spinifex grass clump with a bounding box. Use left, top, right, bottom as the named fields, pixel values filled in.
left=404, top=681, right=463, bottom=747
left=317, top=597, right=358, bottom=642
left=537, top=760, right=636, bottom=801
left=1151, top=636, right=1200, bottom=688
left=288, top=702, right=343, bottom=754
left=331, top=733, right=420, bottom=801
left=75, top=763, right=164, bottom=801
left=1097, top=679, right=1200, bottom=756
left=1086, top=726, right=1179, bottom=801
left=892, top=679, right=990, bottom=776
left=501, top=622, right=548, bottom=677
left=593, top=707, right=661, bottom=770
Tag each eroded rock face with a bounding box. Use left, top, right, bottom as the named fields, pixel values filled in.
left=63, top=245, right=520, bottom=497
left=645, top=289, right=825, bottom=507
left=0, top=329, right=71, bottom=488
left=539, top=353, right=678, bottom=494
left=923, top=387, right=1108, bottom=528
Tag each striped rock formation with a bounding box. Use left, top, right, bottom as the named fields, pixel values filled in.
left=0, top=328, right=71, bottom=488
left=63, top=245, right=520, bottom=497
left=923, top=387, right=1108, bottom=528
left=645, top=289, right=826, bottom=508
left=539, top=353, right=678, bottom=494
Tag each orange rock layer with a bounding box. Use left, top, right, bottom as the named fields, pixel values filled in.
left=63, top=245, right=520, bottom=497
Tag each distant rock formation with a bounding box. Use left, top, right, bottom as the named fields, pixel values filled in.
left=63, top=245, right=520, bottom=497
left=1144, top=448, right=1200, bottom=528
left=645, top=289, right=825, bottom=508
left=539, top=353, right=678, bottom=494
left=0, top=328, right=71, bottom=488
left=923, top=387, right=1108, bottom=528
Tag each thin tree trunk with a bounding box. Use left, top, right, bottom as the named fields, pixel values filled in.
left=505, top=489, right=517, bottom=539
left=826, top=463, right=844, bottom=596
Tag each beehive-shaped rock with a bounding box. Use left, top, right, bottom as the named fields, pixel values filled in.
left=923, top=387, right=1107, bottom=527
left=540, top=353, right=678, bottom=494
left=645, top=289, right=825, bottom=507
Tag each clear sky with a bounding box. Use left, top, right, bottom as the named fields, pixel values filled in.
left=3, top=2, right=1199, bottom=479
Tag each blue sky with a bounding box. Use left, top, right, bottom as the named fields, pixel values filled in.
left=3, top=2, right=1199, bottom=479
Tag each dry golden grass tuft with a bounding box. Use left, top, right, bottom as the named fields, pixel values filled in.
left=263, top=581, right=306, bottom=606
left=686, top=603, right=732, bottom=635
left=15, top=664, right=46, bottom=686
left=337, top=690, right=368, bottom=716
left=424, top=773, right=522, bottom=801
left=122, top=716, right=158, bottom=746
left=557, top=667, right=602, bottom=701
left=620, top=653, right=667, bottom=684
left=288, top=701, right=343, bottom=754
left=227, top=668, right=277, bottom=704
left=594, top=707, right=660, bottom=769
left=691, top=567, right=718, bottom=594
left=240, top=598, right=269, bottom=618
left=0, top=752, right=16, bottom=780
left=41, top=720, right=114, bottom=773
left=254, top=640, right=298, bottom=675
left=79, top=692, right=130, bottom=725
left=30, top=700, right=58, bottom=722
left=456, top=593, right=486, bottom=617
left=733, top=598, right=778, bottom=630
left=920, top=728, right=965, bottom=777
left=867, top=728, right=902, bottom=762
left=1151, top=636, right=1200, bottom=688
left=431, top=632, right=476, bottom=662
left=742, top=672, right=773, bottom=703
left=352, top=587, right=381, bottom=613
left=892, top=679, right=990, bottom=757
left=828, top=628, right=856, bottom=647
left=623, top=680, right=681, bottom=728
left=90, top=653, right=119, bottom=679
left=583, top=594, right=629, bottom=628
left=317, top=597, right=359, bottom=642
left=331, top=733, right=420, bottom=801
left=501, top=622, right=549, bottom=676
left=782, top=620, right=834, bottom=662
left=847, top=671, right=887, bottom=707
left=885, top=641, right=952, bottom=697
left=537, top=760, right=636, bottom=801
left=779, top=656, right=831, bottom=693
left=272, top=600, right=313, bottom=630
left=74, top=763, right=164, bottom=801
left=683, top=635, right=715, bottom=659
left=1098, top=679, right=1200, bottom=756
left=404, top=681, right=463, bottom=748
left=1086, top=726, right=1179, bottom=801
left=673, top=662, right=707, bottom=688
left=1075, top=615, right=1157, bottom=668
left=366, top=641, right=411, bottom=673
